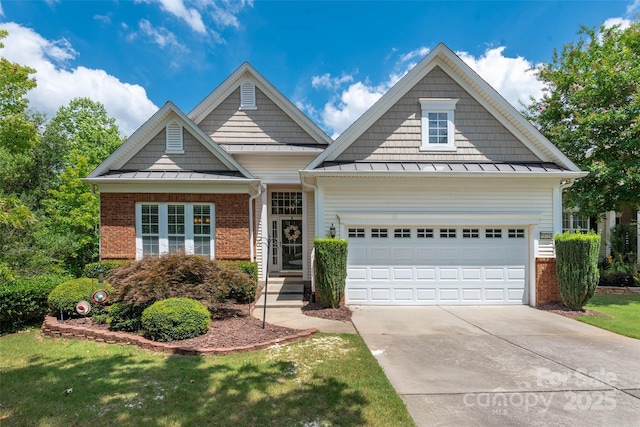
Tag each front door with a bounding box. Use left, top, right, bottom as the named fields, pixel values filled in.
left=269, top=191, right=304, bottom=274
left=280, top=218, right=303, bottom=271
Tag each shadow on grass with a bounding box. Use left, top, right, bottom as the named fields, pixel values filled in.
left=1, top=338, right=368, bottom=426
left=588, top=294, right=640, bottom=308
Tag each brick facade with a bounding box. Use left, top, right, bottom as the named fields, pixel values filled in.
left=100, top=193, right=250, bottom=261
left=535, top=258, right=562, bottom=306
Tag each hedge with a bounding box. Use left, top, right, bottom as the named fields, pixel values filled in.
left=141, top=298, right=211, bottom=342
left=555, top=231, right=601, bottom=309
left=47, top=278, right=115, bottom=319
left=0, top=274, right=71, bottom=333
left=83, top=261, right=130, bottom=279
left=314, top=238, right=348, bottom=308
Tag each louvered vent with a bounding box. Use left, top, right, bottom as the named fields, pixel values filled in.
left=240, top=80, right=256, bottom=109
left=166, top=121, right=183, bottom=152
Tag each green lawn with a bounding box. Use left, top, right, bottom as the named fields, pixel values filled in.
left=0, top=330, right=414, bottom=427
left=578, top=294, right=640, bottom=339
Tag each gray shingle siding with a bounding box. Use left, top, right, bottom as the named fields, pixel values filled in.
left=122, top=127, right=232, bottom=171
left=336, top=66, right=540, bottom=163
left=199, top=87, right=321, bottom=146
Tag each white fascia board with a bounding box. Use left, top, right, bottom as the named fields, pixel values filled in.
left=188, top=63, right=332, bottom=146
left=86, top=180, right=260, bottom=194
left=337, top=212, right=541, bottom=226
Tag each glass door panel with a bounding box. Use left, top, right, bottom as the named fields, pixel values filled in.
left=281, top=219, right=303, bottom=271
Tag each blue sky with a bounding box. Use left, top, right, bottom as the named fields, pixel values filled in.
left=1, top=1, right=639, bottom=137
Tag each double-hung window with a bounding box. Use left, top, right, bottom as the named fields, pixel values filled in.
left=419, top=98, right=458, bottom=151
left=136, top=203, right=214, bottom=259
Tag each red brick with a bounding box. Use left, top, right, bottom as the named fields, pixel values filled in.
left=535, top=258, right=562, bottom=306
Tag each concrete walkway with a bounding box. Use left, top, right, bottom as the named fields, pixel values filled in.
left=352, top=305, right=640, bottom=426
left=252, top=277, right=356, bottom=334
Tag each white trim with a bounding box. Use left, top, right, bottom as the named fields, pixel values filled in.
left=336, top=212, right=541, bottom=226
left=240, top=79, right=257, bottom=110
left=529, top=223, right=537, bottom=307
left=419, top=98, right=458, bottom=152
left=165, top=120, right=184, bottom=154
left=135, top=202, right=215, bottom=260
left=88, top=182, right=257, bottom=194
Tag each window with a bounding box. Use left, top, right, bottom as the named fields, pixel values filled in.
left=463, top=228, right=479, bottom=238
left=348, top=228, right=365, bottom=238
left=419, top=98, right=458, bottom=151
left=271, top=192, right=302, bottom=215
left=165, top=121, right=184, bottom=153
left=440, top=228, right=456, bottom=238
left=240, top=80, right=257, bottom=110
left=371, top=228, right=388, bottom=238
left=508, top=228, right=525, bottom=239
left=394, top=228, right=411, bottom=238
left=136, top=203, right=214, bottom=259
left=562, top=212, right=589, bottom=233
left=417, top=228, right=434, bottom=238
left=485, top=229, right=502, bottom=238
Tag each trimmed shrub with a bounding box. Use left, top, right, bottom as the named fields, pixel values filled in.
left=141, top=298, right=211, bottom=342
left=555, top=232, right=601, bottom=309
left=84, top=261, right=130, bottom=279
left=314, top=238, right=348, bottom=308
left=107, top=301, right=153, bottom=332
left=0, top=274, right=71, bottom=333
left=107, top=254, right=254, bottom=309
left=47, top=278, right=115, bottom=319
left=224, top=261, right=259, bottom=303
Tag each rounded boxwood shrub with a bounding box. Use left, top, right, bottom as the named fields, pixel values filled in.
left=47, top=278, right=114, bottom=319
left=141, top=298, right=211, bottom=342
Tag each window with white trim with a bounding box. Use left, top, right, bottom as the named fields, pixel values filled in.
left=440, top=228, right=456, bottom=238
left=417, top=228, right=434, bottom=238
left=485, top=228, right=502, bottom=238
left=136, top=203, right=214, bottom=259
left=371, top=228, right=388, bottom=238
left=240, top=80, right=257, bottom=110
left=419, top=98, right=458, bottom=151
left=508, top=228, right=525, bottom=239
left=348, top=228, right=365, bottom=238
left=165, top=121, right=184, bottom=153
left=394, top=228, right=411, bottom=238
left=463, top=228, right=479, bottom=238
left=562, top=212, right=589, bottom=233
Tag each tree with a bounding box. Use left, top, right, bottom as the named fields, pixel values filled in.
left=525, top=21, right=640, bottom=216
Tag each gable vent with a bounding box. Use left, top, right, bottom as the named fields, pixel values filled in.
left=240, top=80, right=257, bottom=110
left=166, top=121, right=184, bottom=153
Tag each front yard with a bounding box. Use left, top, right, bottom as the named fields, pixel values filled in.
left=578, top=294, right=640, bottom=339
left=0, top=330, right=414, bottom=427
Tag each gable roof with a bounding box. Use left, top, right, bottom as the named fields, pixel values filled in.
left=306, top=43, right=582, bottom=173
left=189, top=62, right=332, bottom=147
left=86, top=101, right=255, bottom=181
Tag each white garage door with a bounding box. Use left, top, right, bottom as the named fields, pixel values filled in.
left=346, top=226, right=528, bottom=305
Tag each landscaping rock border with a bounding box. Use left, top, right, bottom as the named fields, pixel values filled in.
left=595, top=286, right=640, bottom=295
left=41, top=316, right=317, bottom=356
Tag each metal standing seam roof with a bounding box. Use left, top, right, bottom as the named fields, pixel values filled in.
left=313, top=162, right=570, bottom=173
left=96, top=170, right=250, bottom=180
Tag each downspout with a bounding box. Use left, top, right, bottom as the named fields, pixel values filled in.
left=249, top=182, right=264, bottom=262
left=302, top=177, right=319, bottom=299
left=89, top=184, right=102, bottom=262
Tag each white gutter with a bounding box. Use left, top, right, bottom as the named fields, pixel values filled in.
left=248, top=182, right=265, bottom=262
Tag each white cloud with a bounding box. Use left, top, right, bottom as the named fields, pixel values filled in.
left=0, top=1, right=4, bottom=17
left=602, top=17, right=633, bottom=30
left=627, top=0, right=640, bottom=15
left=94, top=14, right=112, bottom=25
left=0, top=22, right=158, bottom=137
left=321, top=81, right=386, bottom=139
left=457, top=47, right=543, bottom=109
left=400, top=46, right=429, bottom=63
left=137, top=0, right=207, bottom=34
left=311, top=73, right=354, bottom=90
left=138, top=19, right=186, bottom=51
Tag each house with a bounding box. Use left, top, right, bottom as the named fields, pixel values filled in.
left=85, top=44, right=587, bottom=308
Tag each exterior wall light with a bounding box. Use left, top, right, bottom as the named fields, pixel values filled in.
left=329, top=223, right=336, bottom=238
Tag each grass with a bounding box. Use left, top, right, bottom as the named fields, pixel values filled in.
left=578, top=294, right=640, bottom=339
left=0, top=330, right=414, bottom=427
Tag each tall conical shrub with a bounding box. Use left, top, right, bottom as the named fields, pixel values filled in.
left=314, top=238, right=348, bottom=308
left=554, top=231, right=601, bottom=309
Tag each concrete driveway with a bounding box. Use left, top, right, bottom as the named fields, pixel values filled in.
left=351, top=306, right=640, bottom=426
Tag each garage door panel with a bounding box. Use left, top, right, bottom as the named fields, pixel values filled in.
left=345, top=226, right=528, bottom=305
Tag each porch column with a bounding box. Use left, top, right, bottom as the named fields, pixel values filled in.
left=605, top=210, right=616, bottom=256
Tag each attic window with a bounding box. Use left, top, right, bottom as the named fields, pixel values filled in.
left=240, top=80, right=257, bottom=110
left=165, top=121, right=184, bottom=154
left=419, top=98, right=458, bottom=152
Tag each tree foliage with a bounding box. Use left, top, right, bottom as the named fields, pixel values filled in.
left=525, top=21, right=640, bottom=215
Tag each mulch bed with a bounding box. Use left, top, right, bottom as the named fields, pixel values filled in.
left=538, top=303, right=611, bottom=320
left=61, top=303, right=301, bottom=349
left=301, top=302, right=353, bottom=322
